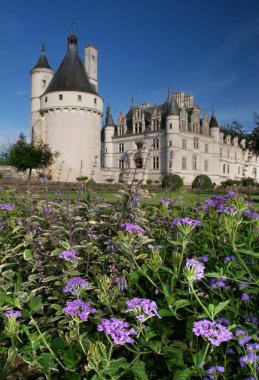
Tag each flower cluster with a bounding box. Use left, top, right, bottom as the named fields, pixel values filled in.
left=193, top=319, right=233, bottom=346
left=4, top=309, right=22, bottom=318
left=58, top=249, right=79, bottom=263
left=210, top=278, right=230, bottom=289
left=205, top=365, right=225, bottom=379
left=126, top=297, right=160, bottom=322
left=172, top=217, right=201, bottom=228
left=64, top=299, right=96, bottom=321
left=184, top=258, right=205, bottom=282
left=0, top=204, right=15, bottom=211
left=63, top=277, right=89, bottom=295
left=239, top=352, right=259, bottom=367
left=235, top=328, right=251, bottom=346
left=121, top=222, right=144, bottom=235
left=244, top=211, right=259, bottom=220
left=160, top=198, right=172, bottom=205
left=97, top=318, right=137, bottom=345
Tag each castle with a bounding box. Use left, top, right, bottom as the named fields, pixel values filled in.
left=30, top=33, right=259, bottom=185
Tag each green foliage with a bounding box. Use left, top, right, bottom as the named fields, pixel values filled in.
left=220, top=179, right=241, bottom=188
left=76, top=176, right=88, bottom=182
left=7, top=133, right=57, bottom=175
left=161, top=174, right=183, bottom=189
left=0, top=188, right=258, bottom=379
left=241, top=177, right=257, bottom=187
left=105, top=178, right=114, bottom=183
left=192, top=175, right=213, bottom=189
left=146, top=179, right=153, bottom=186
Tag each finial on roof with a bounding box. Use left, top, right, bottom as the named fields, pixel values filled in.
left=131, top=95, right=134, bottom=106
left=42, top=43, right=45, bottom=53
left=168, top=84, right=171, bottom=98
left=72, top=21, right=76, bottom=34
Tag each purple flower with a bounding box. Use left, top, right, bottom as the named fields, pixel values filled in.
left=160, top=198, right=172, bottom=205
left=172, top=217, right=201, bottom=228
left=241, top=293, right=250, bottom=301
left=224, top=255, right=235, bottom=262
left=42, top=207, right=52, bottom=216
left=235, top=329, right=251, bottom=346
left=58, top=249, right=79, bottom=263
left=64, top=299, right=96, bottom=321
left=246, top=343, right=259, bottom=351
left=210, top=278, right=229, bottom=289
left=193, top=320, right=233, bottom=346
left=244, top=211, right=259, bottom=220
left=88, top=233, right=99, bottom=240
left=0, top=204, right=15, bottom=211
left=184, top=258, right=205, bottom=281
left=199, top=255, right=209, bottom=262
left=115, top=276, right=128, bottom=292
left=207, top=365, right=225, bottom=374
left=63, top=277, right=89, bottom=295
left=4, top=309, right=22, bottom=318
left=97, top=318, right=137, bottom=345
left=121, top=222, right=144, bottom=235
left=215, top=318, right=229, bottom=326
left=239, top=352, right=259, bottom=367
left=126, top=298, right=160, bottom=320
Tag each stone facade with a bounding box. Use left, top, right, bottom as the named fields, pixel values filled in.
left=101, top=94, right=259, bottom=186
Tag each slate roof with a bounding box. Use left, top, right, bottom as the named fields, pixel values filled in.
left=105, top=106, right=115, bottom=126
left=209, top=113, right=220, bottom=129
left=161, top=95, right=180, bottom=116
left=31, top=45, right=52, bottom=71
left=44, top=33, right=97, bottom=95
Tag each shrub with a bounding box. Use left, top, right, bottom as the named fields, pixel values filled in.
left=161, top=174, right=183, bottom=189
left=241, top=177, right=257, bottom=187
left=192, top=174, right=213, bottom=189
left=146, top=179, right=153, bottom=186
left=105, top=178, right=114, bottom=183
left=220, top=179, right=241, bottom=188
left=76, top=176, right=88, bottom=182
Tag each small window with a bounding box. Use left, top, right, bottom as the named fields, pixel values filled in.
left=45, top=96, right=48, bottom=102
left=42, top=80, right=46, bottom=87
left=94, top=98, right=97, bottom=105
left=169, top=123, right=173, bottom=129
left=78, top=95, right=82, bottom=101
left=169, top=141, right=172, bottom=147
left=59, top=94, right=63, bottom=100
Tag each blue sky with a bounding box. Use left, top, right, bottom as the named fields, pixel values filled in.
left=0, top=0, right=259, bottom=147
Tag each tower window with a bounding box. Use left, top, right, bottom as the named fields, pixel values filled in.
left=78, top=95, right=82, bottom=101
left=42, top=80, right=46, bottom=87
left=94, top=98, right=97, bottom=105
left=45, top=97, right=48, bottom=102
left=59, top=94, right=63, bottom=100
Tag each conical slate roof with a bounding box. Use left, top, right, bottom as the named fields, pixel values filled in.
left=31, top=45, right=52, bottom=71
left=162, top=95, right=180, bottom=116
left=105, top=106, right=115, bottom=126
left=45, top=33, right=97, bottom=95
left=209, top=112, right=219, bottom=129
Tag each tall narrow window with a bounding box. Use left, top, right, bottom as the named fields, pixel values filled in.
left=193, top=138, right=199, bottom=149
left=119, top=160, right=124, bottom=170
left=205, top=143, right=208, bottom=153
left=182, top=139, right=186, bottom=149
left=182, top=157, right=187, bottom=170
left=204, top=160, right=208, bottom=172
left=153, top=138, right=159, bottom=149
left=192, top=155, right=197, bottom=170
left=152, top=157, right=159, bottom=169
left=119, top=143, right=124, bottom=153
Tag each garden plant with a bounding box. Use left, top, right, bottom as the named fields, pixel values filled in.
left=0, top=183, right=258, bottom=379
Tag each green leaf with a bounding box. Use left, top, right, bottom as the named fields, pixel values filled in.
left=173, top=368, right=192, bottom=380
left=241, top=249, right=259, bottom=258
left=28, top=295, right=43, bottom=313
left=37, top=352, right=57, bottom=371
left=99, top=358, right=128, bottom=376
left=23, top=249, right=34, bottom=261
left=214, top=300, right=230, bottom=316
left=129, top=360, right=148, bottom=380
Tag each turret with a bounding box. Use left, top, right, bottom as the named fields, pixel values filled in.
left=162, top=94, right=180, bottom=173
left=30, top=45, right=54, bottom=137
left=104, top=106, right=115, bottom=168
left=209, top=112, right=220, bottom=142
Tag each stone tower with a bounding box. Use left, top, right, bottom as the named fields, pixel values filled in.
left=30, top=33, right=103, bottom=181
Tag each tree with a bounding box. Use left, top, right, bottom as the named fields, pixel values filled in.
left=246, top=113, right=259, bottom=156
left=8, top=133, right=57, bottom=187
